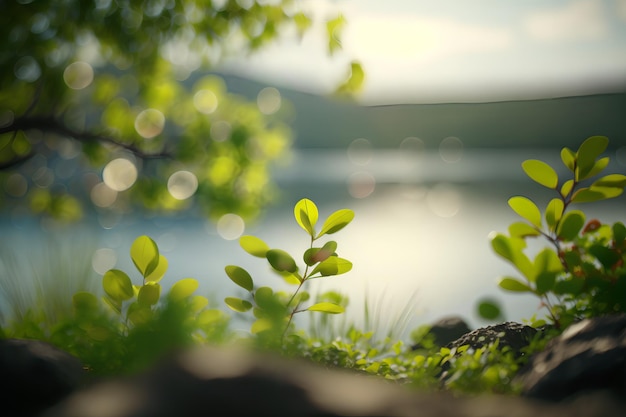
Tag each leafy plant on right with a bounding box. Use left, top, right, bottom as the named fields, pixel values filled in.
left=489, top=136, right=626, bottom=329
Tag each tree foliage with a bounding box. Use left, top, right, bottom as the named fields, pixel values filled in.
left=0, top=0, right=358, bottom=221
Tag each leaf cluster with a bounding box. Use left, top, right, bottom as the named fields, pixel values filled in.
left=225, top=198, right=354, bottom=345
left=488, top=136, right=626, bottom=328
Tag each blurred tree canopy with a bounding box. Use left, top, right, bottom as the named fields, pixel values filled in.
left=0, top=0, right=362, bottom=223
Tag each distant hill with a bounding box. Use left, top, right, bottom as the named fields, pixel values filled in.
left=215, top=72, right=626, bottom=151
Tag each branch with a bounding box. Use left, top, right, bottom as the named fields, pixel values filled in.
left=0, top=116, right=173, bottom=168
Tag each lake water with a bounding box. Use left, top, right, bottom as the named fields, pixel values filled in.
left=2, top=148, right=625, bottom=337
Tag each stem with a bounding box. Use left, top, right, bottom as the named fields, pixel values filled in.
left=281, top=235, right=316, bottom=341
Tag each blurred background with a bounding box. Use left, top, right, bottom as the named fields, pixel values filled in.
left=1, top=0, right=625, bottom=333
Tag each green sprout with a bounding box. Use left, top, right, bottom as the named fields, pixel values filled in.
left=487, top=136, right=626, bottom=328
left=225, top=198, right=355, bottom=342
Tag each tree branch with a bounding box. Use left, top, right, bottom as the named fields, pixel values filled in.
left=0, top=116, right=173, bottom=170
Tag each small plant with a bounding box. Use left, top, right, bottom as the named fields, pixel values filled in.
left=224, top=198, right=354, bottom=343
left=487, top=136, right=626, bottom=328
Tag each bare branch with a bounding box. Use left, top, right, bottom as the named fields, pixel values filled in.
left=0, top=116, right=173, bottom=168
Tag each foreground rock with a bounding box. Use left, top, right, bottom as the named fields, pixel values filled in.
left=516, top=313, right=626, bottom=402
left=447, top=321, right=538, bottom=355
left=0, top=338, right=84, bottom=417
left=412, top=316, right=472, bottom=349
left=43, top=345, right=623, bottom=417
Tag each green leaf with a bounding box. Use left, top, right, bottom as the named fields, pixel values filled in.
left=588, top=245, right=621, bottom=270
left=554, top=277, right=585, bottom=296
left=144, top=254, right=168, bottom=283
left=571, top=186, right=623, bottom=203
left=582, top=157, right=610, bottom=180
left=102, top=269, right=134, bottom=302
left=130, top=235, right=160, bottom=278
left=556, top=210, right=585, bottom=240
left=533, top=248, right=563, bottom=275
left=477, top=299, right=502, bottom=320
left=303, top=241, right=337, bottom=266
left=137, top=283, right=161, bottom=307
left=508, top=222, right=541, bottom=238
left=498, top=277, right=533, bottom=293
left=306, top=302, right=345, bottom=314
left=251, top=318, right=273, bottom=334
left=326, top=14, right=346, bottom=55
left=576, top=136, right=608, bottom=180
left=560, top=179, right=574, bottom=198
left=127, top=303, right=152, bottom=325
left=225, top=265, right=254, bottom=292
left=225, top=297, right=252, bottom=312
left=168, top=278, right=198, bottom=301
left=490, top=234, right=533, bottom=278
left=310, top=256, right=352, bottom=277
left=72, top=292, right=99, bottom=313
left=294, top=198, right=318, bottom=237
left=522, top=159, right=558, bottom=189
left=317, top=209, right=355, bottom=238
left=560, top=147, right=576, bottom=171
left=593, top=173, right=626, bottom=188
left=508, top=196, right=542, bottom=229
left=266, top=249, right=298, bottom=273
left=239, top=235, right=269, bottom=258
left=254, top=287, right=285, bottom=316
left=535, top=272, right=557, bottom=295
left=545, top=198, right=565, bottom=233
left=613, top=222, right=626, bottom=244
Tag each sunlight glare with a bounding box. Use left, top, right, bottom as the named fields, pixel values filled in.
left=217, top=213, right=245, bottom=240
left=439, top=136, right=463, bottom=163
left=92, top=248, right=117, bottom=275
left=102, top=158, right=137, bottom=191
left=134, top=108, right=165, bottom=139
left=63, top=61, right=94, bottom=90
left=167, top=170, right=198, bottom=200
left=193, top=89, right=218, bottom=114
left=348, top=171, right=376, bottom=198
left=90, top=182, right=117, bottom=207
left=347, top=138, right=372, bottom=165
left=257, top=87, right=282, bottom=115
left=426, top=183, right=461, bottom=218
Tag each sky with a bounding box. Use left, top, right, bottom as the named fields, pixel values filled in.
left=219, top=0, right=626, bottom=104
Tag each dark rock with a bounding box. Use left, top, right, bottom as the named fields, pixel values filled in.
left=516, top=313, right=626, bottom=402
left=43, top=345, right=626, bottom=417
left=413, top=316, right=472, bottom=349
left=0, top=338, right=85, bottom=417
left=447, top=321, right=538, bottom=355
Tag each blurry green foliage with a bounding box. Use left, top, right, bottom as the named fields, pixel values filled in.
left=225, top=198, right=354, bottom=346
left=486, top=136, right=626, bottom=328
left=0, top=0, right=357, bottom=221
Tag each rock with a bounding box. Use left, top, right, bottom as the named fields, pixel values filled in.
left=447, top=321, right=538, bottom=355
left=43, top=344, right=625, bottom=417
left=413, top=316, right=472, bottom=349
left=0, top=338, right=85, bottom=417
left=516, top=313, right=626, bottom=402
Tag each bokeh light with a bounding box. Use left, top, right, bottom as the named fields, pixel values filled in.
left=426, top=183, right=462, bottom=217
left=257, top=87, right=281, bottom=115
left=167, top=170, right=198, bottom=200
left=14, top=56, right=41, bottom=82
left=193, top=89, right=218, bottom=114
left=63, top=61, right=94, bottom=90
left=90, top=182, right=117, bottom=208
left=347, top=138, right=373, bottom=165
left=217, top=213, right=245, bottom=240
left=210, top=120, right=231, bottom=142
left=102, top=158, right=137, bottom=191
left=92, top=248, right=117, bottom=275
left=348, top=171, right=376, bottom=198
left=134, top=108, right=165, bottom=139
left=439, top=136, right=464, bottom=163
left=4, top=173, right=28, bottom=197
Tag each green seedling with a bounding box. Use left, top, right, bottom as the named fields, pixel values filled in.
left=225, top=198, right=354, bottom=341
left=487, top=136, right=626, bottom=328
